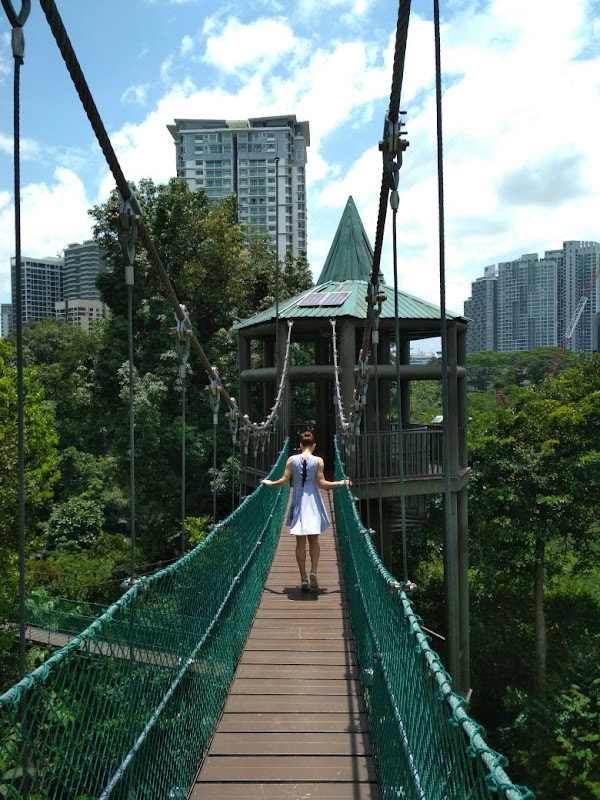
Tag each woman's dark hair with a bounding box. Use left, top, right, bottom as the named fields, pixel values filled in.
left=299, top=431, right=315, bottom=448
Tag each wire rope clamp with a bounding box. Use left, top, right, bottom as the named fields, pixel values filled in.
left=172, top=306, right=192, bottom=379
left=240, top=415, right=251, bottom=455
left=206, top=368, right=222, bottom=425
left=226, top=397, right=240, bottom=444
left=117, top=186, right=140, bottom=284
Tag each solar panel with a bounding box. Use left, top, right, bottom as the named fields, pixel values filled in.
left=297, top=291, right=351, bottom=307
left=324, top=292, right=351, bottom=306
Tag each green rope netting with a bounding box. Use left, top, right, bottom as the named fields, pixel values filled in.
left=0, top=442, right=289, bottom=800
left=334, top=442, right=535, bottom=800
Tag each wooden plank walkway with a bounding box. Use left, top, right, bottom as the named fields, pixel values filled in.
left=191, top=490, right=381, bottom=799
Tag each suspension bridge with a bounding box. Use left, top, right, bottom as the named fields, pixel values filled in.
left=0, top=0, right=536, bottom=797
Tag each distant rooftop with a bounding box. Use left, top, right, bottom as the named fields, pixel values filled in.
left=235, top=280, right=461, bottom=330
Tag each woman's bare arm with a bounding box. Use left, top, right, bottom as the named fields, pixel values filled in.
left=261, top=457, right=292, bottom=487
left=316, top=457, right=351, bottom=489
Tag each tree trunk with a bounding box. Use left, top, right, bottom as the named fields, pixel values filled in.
left=534, top=536, right=547, bottom=697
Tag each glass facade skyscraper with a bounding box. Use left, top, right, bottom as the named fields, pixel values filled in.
left=10, top=256, right=63, bottom=327
left=465, top=240, right=600, bottom=354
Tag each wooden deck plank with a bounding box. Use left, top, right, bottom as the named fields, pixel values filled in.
left=198, top=755, right=377, bottom=783
left=216, top=713, right=369, bottom=733
left=223, top=695, right=365, bottom=714
left=230, top=679, right=361, bottom=695
left=244, top=629, right=353, bottom=640
left=191, top=782, right=381, bottom=799
left=236, top=664, right=359, bottom=680
left=251, top=620, right=349, bottom=630
left=243, top=640, right=354, bottom=652
left=239, top=651, right=357, bottom=666
left=210, top=732, right=373, bottom=756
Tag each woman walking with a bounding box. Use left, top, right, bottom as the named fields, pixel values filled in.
left=261, top=431, right=351, bottom=592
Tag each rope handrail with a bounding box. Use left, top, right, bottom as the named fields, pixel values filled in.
left=0, top=443, right=290, bottom=798
left=333, top=442, right=535, bottom=800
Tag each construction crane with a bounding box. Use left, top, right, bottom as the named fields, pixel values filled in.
left=549, top=259, right=600, bottom=376
left=494, top=387, right=510, bottom=409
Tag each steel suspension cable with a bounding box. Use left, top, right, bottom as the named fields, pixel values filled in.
left=433, top=0, right=459, bottom=676
left=38, top=0, right=286, bottom=437
left=361, top=0, right=412, bottom=359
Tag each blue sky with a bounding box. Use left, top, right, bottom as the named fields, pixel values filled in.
left=1, top=0, right=599, bottom=322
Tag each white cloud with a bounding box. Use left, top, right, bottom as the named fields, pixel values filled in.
left=0, top=169, right=93, bottom=302
left=203, top=17, right=298, bottom=72
left=0, top=32, right=10, bottom=83
left=313, top=0, right=600, bottom=311
left=0, top=132, right=43, bottom=160
left=120, top=84, right=150, bottom=105
left=180, top=34, right=195, bottom=56
left=160, top=54, right=174, bottom=83
left=4, top=0, right=599, bottom=316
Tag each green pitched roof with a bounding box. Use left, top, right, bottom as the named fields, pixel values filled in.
left=316, top=196, right=373, bottom=285
left=234, top=280, right=462, bottom=330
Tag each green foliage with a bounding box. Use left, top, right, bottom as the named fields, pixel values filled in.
left=28, top=533, right=130, bottom=604
left=464, top=354, right=600, bottom=796
left=0, top=339, right=59, bottom=551
left=410, top=379, right=442, bottom=423
left=185, top=515, right=212, bottom=548
left=43, top=496, right=105, bottom=552
left=500, top=675, right=600, bottom=799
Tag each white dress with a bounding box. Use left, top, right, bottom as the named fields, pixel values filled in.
left=287, top=454, right=331, bottom=536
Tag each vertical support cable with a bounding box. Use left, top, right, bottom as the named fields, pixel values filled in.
left=127, top=282, right=136, bottom=580
left=363, top=402, right=372, bottom=532
left=8, top=17, right=27, bottom=680
left=392, top=206, right=409, bottom=583
left=372, top=336, right=385, bottom=558
left=181, top=370, right=186, bottom=556
left=434, top=0, right=460, bottom=680
left=212, top=423, right=217, bottom=525
left=274, top=156, right=280, bottom=384
left=231, top=437, right=236, bottom=514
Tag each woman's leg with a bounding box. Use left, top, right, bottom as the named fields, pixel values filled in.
left=308, top=535, right=320, bottom=573
left=295, top=535, right=307, bottom=579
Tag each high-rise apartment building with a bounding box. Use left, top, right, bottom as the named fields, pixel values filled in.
left=63, top=240, right=106, bottom=302
left=10, top=256, right=63, bottom=327
left=1, top=304, right=12, bottom=338
left=167, top=115, right=310, bottom=260
left=55, top=299, right=106, bottom=332
left=497, top=254, right=557, bottom=352
left=10, top=242, right=108, bottom=333
left=464, top=265, right=497, bottom=352
left=465, top=240, right=600, bottom=354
